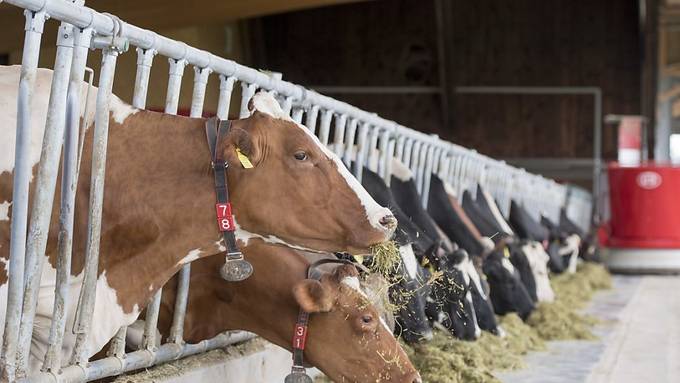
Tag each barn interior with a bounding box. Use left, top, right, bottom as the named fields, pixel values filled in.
left=0, top=0, right=678, bottom=382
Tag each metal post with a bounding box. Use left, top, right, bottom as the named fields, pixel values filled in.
left=332, top=114, right=348, bottom=157
left=292, top=108, right=304, bottom=124
left=342, top=118, right=358, bottom=168
left=70, top=41, right=123, bottom=367
left=353, top=122, right=370, bottom=181
left=416, top=144, right=428, bottom=196
left=167, top=265, right=191, bottom=344
left=165, top=58, right=187, bottom=115
left=42, top=24, right=93, bottom=374
left=16, top=19, right=76, bottom=377
left=132, top=48, right=156, bottom=109
left=189, top=67, right=211, bottom=117
left=239, top=82, right=257, bottom=118
left=281, top=96, right=294, bottom=116
left=403, top=139, right=414, bottom=168
left=384, top=139, right=396, bottom=187
left=421, top=145, right=437, bottom=208
left=166, top=66, right=210, bottom=345
left=367, top=129, right=380, bottom=172
left=377, top=130, right=390, bottom=181
left=410, top=141, right=422, bottom=190
left=1, top=9, right=47, bottom=381
left=305, top=105, right=320, bottom=134
left=216, top=75, right=236, bottom=120
left=395, top=136, right=406, bottom=163
left=317, top=109, right=333, bottom=146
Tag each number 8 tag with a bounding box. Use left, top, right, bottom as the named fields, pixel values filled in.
left=215, top=203, right=235, bottom=232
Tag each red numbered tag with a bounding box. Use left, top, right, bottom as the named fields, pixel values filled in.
left=292, top=324, right=308, bottom=350
left=215, top=203, right=235, bottom=232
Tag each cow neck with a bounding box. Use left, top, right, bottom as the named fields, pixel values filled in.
left=285, top=258, right=355, bottom=383
left=205, top=117, right=253, bottom=282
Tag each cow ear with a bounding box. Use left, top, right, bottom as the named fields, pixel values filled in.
left=332, top=264, right=359, bottom=282
left=221, top=126, right=259, bottom=169
left=293, top=279, right=334, bottom=313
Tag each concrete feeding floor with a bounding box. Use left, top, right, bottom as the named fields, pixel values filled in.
left=496, top=275, right=680, bottom=383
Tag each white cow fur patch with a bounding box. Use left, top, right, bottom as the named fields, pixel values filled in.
left=559, top=234, right=581, bottom=274
left=176, top=248, right=202, bottom=266
left=0, top=201, right=10, bottom=221
left=249, top=92, right=391, bottom=233
left=391, top=157, right=414, bottom=181
left=399, top=245, right=418, bottom=280
left=522, top=242, right=555, bottom=302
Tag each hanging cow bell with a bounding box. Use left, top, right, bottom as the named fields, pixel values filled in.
left=220, top=254, right=253, bottom=282
left=284, top=371, right=313, bottom=383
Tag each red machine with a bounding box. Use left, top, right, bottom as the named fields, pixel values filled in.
left=605, top=163, right=680, bottom=272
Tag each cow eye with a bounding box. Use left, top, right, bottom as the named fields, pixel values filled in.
left=361, top=315, right=373, bottom=324
left=294, top=151, right=308, bottom=161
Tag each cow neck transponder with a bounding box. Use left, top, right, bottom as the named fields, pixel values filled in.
left=205, top=117, right=253, bottom=281
left=285, top=258, right=356, bottom=383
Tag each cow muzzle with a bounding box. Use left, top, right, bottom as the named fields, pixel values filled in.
left=378, top=214, right=398, bottom=235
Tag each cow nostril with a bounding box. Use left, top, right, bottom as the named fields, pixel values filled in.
left=379, top=214, right=397, bottom=230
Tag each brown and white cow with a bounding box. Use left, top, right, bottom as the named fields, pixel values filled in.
left=0, top=65, right=395, bottom=370
left=157, top=240, right=421, bottom=383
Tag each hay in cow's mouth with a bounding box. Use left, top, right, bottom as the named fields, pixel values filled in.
left=400, top=262, right=611, bottom=383
left=368, top=241, right=401, bottom=277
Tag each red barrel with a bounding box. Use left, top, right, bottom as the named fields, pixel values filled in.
left=607, top=163, right=680, bottom=248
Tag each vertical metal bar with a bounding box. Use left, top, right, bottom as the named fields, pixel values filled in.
left=281, top=96, right=294, bottom=116
left=353, top=122, right=369, bottom=181
left=377, top=130, right=390, bottom=181
left=317, top=109, right=333, bottom=146
left=239, top=82, right=257, bottom=119
left=416, top=144, right=428, bottom=197
left=165, top=58, right=187, bottom=115
left=141, top=292, right=161, bottom=351
left=421, top=146, right=437, bottom=208
left=384, top=139, right=396, bottom=187
left=367, top=129, right=380, bottom=172
left=292, top=108, right=304, bottom=124
left=16, top=19, right=76, bottom=377
left=189, top=67, right=211, bottom=117
left=592, top=90, right=602, bottom=221
left=1, top=10, right=47, bottom=381
left=332, top=114, right=348, bottom=157
left=70, top=45, right=120, bottom=367
left=166, top=66, right=210, bottom=345
left=342, top=118, right=358, bottom=168
left=216, top=75, right=236, bottom=120
left=132, top=48, right=156, bottom=109
left=305, top=105, right=320, bottom=134
left=107, top=327, right=127, bottom=358
left=410, top=141, right=421, bottom=190
left=395, top=135, right=406, bottom=162
left=42, top=25, right=93, bottom=374
left=403, top=139, right=414, bottom=167
left=167, top=265, right=191, bottom=344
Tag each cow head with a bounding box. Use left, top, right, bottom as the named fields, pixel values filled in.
left=223, top=92, right=396, bottom=254
left=483, top=250, right=535, bottom=320
left=426, top=249, right=481, bottom=340
left=390, top=245, right=433, bottom=344
left=294, top=263, right=422, bottom=383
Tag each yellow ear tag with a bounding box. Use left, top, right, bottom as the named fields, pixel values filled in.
left=503, top=247, right=510, bottom=258
left=236, top=148, right=254, bottom=169
left=354, top=254, right=365, bottom=264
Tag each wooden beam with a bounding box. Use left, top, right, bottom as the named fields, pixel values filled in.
left=0, top=0, right=367, bottom=53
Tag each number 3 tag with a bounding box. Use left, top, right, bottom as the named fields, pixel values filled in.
left=215, top=203, right=235, bottom=232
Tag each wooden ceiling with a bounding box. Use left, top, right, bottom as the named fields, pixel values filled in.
left=0, top=0, right=367, bottom=52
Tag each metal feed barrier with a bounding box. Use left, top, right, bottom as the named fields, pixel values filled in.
left=0, top=0, right=593, bottom=381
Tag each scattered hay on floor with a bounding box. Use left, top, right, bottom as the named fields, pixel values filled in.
left=317, top=262, right=612, bottom=383
left=527, top=262, right=612, bottom=341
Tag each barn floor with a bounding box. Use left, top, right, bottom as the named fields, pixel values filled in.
left=496, top=275, right=680, bottom=383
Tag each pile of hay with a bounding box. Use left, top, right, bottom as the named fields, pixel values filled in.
left=317, top=262, right=612, bottom=383
left=407, top=262, right=611, bottom=383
